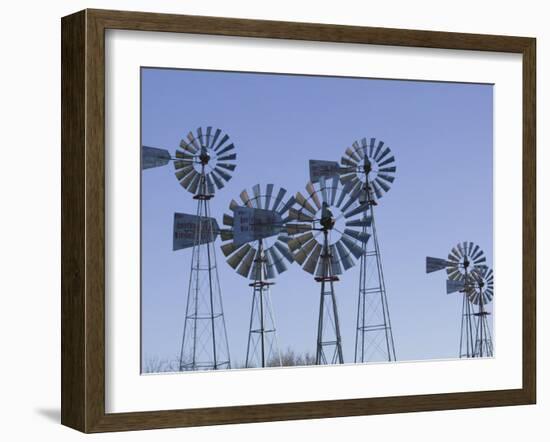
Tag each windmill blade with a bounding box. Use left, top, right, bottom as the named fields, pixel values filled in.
left=180, top=139, right=197, bottom=155
left=377, top=173, right=395, bottom=184
left=341, top=156, right=358, bottom=167
left=309, top=159, right=341, bottom=183
left=142, top=146, right=171, bottom=169
left=220, top=230, right=234, bottom=241
left=375, top=177, right=391, bottom=193
left=288, top=208, right=315, bottom=222
left=379, top=166, right=396, bottom=173
left=222, top=213, right=234, bottom=226
left=371, top=181, right=383, bottom=199
left=378, top=156, right=395, bottom=168
left=345, top=147, right=360, bottom=163
left=335, top=180, right=355, bottom=208
left=206, top=174, right=215, bottom=194
left=447, top=279, right=465, bottom=294
left=306, top=182, right=322, bottom=210
left=227, top=244, right=252, bottom=269
left=251, top=184, right=262, bottom=208
left=180, top=168, right=198, bottom=189
left=329, top=245, right=343, bottom=276
left=249, top=248, right=263, bottom=281
left=285, top=223, right=312, bottom=235
left=426, top=257, right=452, bottom=273
left=446, top=267, right=462, bottom=281
left=173, top=213, right=219, bottom=250
left=265, top=184, right=274, bottom=210
left=240, top=190, right=253, bottom=208
left=271, top=187, right=287, bottom=211
left=175, top=165, right=194, bottom=181
left=216, top=143, right=235, bottom=157
left=303, top=243, right=323, bottom=274
left=295, top=192, right=317, bottom=216
left=344, top=202, right=369, bottom=219
left=373, top=140, right=384, bottom=160
left=274, top=240, right=294, bottom=263
left=232, top=206, right=283, bottom=246
left=345, top=217, right=372, bottom=227
left=368, top=138, right=376, bottom=158
left=218, top=153, right=237, bottom=162
left=330, top=176, right=339, bottom=206
left=221, top=241, right=240, bottom=257
left=264, top=250, right=277, bottom=280
left=213, top=167, right=232, bottom=182
left=174, top=159, right=193, bottom=170
left=288, top=232, right=314, bottom=252
left=268, top=246, right=288, bottom=275
left=340, top=185, right=363, bottom=213
left=196, top=127, right=204, bottom=146
left=210, top=128, right=221, bottom=149
left=294, top=238, right=317, bottom=265
left=353, top=140, right=365, bottom=158
left=214, top=134, right=230, bottom=151
left=210, top=170, right=225, bottom=190
left=237, top=247, right=256, bottom=278
left=278, top=196, right=296, bottom=218
left=205, top=126, right=213, bottom=148
left=188, top=173, right=201, bottom=194
left=217, top=163, right=236, bottom=172
left=319, top=176, right=329, bottom=204
left=376, top=146, right=391, bottom=163
left=340, top=234, right=364, bottom=259
left=335, top=240, right=354, bottom=270
left=186, top=132, right=200, bottom=151
left=343, top=228, right=370, bottom=244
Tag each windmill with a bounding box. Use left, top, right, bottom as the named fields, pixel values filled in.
left=466, top=265, right=494, bottom=357
left=287, top=175, right=370, bottom=365
left=220, top=184, right=297, bottom=368
left=337, top=137, right=397, bottom=363
left=142, top=126, right=236, bottom=371
left=426, top=241, right=488, bottom=358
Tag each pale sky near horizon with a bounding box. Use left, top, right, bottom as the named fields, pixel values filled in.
left=140, top=67, right=493, bottom=370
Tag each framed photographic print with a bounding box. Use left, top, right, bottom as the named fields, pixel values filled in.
left=61, top=9, right=536, bottom=433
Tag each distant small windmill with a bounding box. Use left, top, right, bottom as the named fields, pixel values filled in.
left=426, top=241, right=489, bottom=358
left=220, top=184, right=297, bottom=368
left=287, top=173, right=370, bottom=365
left=142, top=126, right=236, bottom=371
left=466, top=265, right=494, bottom=357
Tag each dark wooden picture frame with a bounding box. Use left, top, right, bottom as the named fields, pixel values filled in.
left=61, top=8, right=536, bottom=433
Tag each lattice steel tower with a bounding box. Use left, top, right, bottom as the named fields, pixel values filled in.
left=289, top=176, right=370, bottom=365
left=143, top=127, right=236, bottom=371
left=220, top=184, right=296, bottom=368
left=426, top=241, right=488, bottom=358
left=339, top=138, right=396, bottom=363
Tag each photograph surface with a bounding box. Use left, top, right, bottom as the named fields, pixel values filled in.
left=140, top=67, right=494, bottom=373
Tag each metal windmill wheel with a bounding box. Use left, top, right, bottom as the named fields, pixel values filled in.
left=466, top=265, right=494, bottom=306
left=288, top=176, right=370, bottom=276
left=339, top=138, right=396, bottom=202
left=174, top=127, right=237, bottom=195
left=287, top=177, right=370, bottom=365
left=426, top=241, right=489, bottom=359
left=220, top=184, right=295, bottom=280
left=220, top=184, right=295, bottom=368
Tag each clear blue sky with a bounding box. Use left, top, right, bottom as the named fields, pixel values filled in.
left=141, top=67, right=493, bottom=369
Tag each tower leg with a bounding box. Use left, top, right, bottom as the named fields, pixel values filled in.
left=354, top=210, right=396, bottom=363
left=316, top=232, right=344, bottom=365
left=245, top=241, right=281, bottom=368
left=179, top=194, right=231, bottom=371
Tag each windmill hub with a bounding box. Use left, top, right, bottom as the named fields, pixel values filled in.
left=199, top=148, right=211, bottom=165
left=362, top=158, right=372, bottom=176
left=320, top=208, right=336, bottom=231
